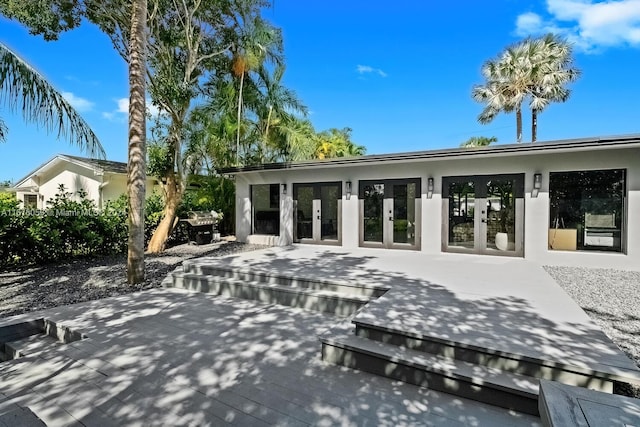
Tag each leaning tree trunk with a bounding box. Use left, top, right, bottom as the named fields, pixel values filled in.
left=516, top=107, right=522, bottom=143
left=127, top=0, right=147, bottom=284
left=531, top=109, right=538, bottom=143
left=147, top=172, right=182, bottom=254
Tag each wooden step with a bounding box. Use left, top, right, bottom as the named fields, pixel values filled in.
left=352, top=319, right=624, bottom=392
left=180, top=261, right=389, bottom=298
left=165, top=272, right=373, bottom=316
left=320, top=332, right=540, bottom=415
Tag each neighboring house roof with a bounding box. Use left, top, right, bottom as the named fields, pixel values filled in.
left=221, top=133, right=640, bottom=174
left=12, top=154, right=128, bottom=189
left=64, top=155, right=128, bottom=174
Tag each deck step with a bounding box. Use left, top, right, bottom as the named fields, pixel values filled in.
left=352, top=319, right=632, bottom=392
left=165, top=272, right=373, bottom=316
left=320, top=332, right=540, bottom=416
left=181, top=261, right=389, bottom=298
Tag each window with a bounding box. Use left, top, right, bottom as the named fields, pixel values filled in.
left=549, top=169, right=625, bottom=252
left=24, top=194, right=37, bottom=209
left=251, top=184, right=280, bottom=235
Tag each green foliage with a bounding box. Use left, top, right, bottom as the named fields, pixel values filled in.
left=0, top=42, right=104, bottom=155
left=0, top=0, right=83, bottom=41
left=147, top=141, right=173, bottom=178
left=460, top=136, right=497, bottom=148
left=0, top=184, right=128, bottom=268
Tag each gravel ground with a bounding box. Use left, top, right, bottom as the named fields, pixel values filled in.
left=0, top=239, right=267, bottom=319
left=544, top=265, right=640, bottom=397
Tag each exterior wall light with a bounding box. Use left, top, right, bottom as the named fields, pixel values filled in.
left=345, top=180, right=352, bottom=200
left=427, top=177, right=434, bottom=199
left=533, top=173, right=542, bottom=190
left=282, top=183, right=287, bottom=195
left=532, top=173, right=542, bottom=198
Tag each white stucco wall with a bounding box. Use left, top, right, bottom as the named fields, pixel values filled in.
left=14, top=160, right=162, bottom=210
left=234, top=146, right=640, bottom=269
left=38, top=162, right=102, bottom=207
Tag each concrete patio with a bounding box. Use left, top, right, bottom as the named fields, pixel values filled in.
left=0, top=287, right=540, bottom=426
left=1, top=245, right=638, bottom=426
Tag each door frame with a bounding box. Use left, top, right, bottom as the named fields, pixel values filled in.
left=293, top=181, right=342, bottom=246
left=358, top=178, right=422, bottom=250
left=442, top=174, right=524, bottom=257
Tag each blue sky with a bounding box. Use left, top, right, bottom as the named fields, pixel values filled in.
left=1, top=0, right=640, bottom=182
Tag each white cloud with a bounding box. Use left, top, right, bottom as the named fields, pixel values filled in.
left=62, top=92, right=94, bottom=112
left=515, top=0, right=640, bottom=52
left=102, top=97, right=161, bottom=122
left=356, top=64, right=388, bottom=77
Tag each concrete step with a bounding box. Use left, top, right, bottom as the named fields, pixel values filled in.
left=180, top=261, right=389, bottom=298
left=320, top=332, right=540, bottom=416
left=4, top=334, right=62, bottom=359
left=352, top=319, right=621, bottom=392
left=165, top=272, right=373, bottom=316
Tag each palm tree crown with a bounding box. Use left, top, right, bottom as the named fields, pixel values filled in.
left=0, top=42, right=104, bottom=157
left=472, top=34, right=579, bottom=143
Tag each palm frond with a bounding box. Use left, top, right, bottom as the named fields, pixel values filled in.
left=0, top=43, right=104, bottom=157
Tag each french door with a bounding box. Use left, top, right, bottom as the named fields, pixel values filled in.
left=293, top=182, right=342, bottom=245
left=443, top=174, right=524, bottom=256
left=359, top=178, right=421, bottom=250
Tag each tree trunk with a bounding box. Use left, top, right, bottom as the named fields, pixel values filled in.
left=236, top=71, right=245, bottom=165
left=262, top=104, right=273, bottom=163
left=516, top=107, right=522, bottom=143
left=147, top=172, right=181, bottom=254
left=127, top=0, right=147, bottom=284
left=532, top=109, right=538, bottom=143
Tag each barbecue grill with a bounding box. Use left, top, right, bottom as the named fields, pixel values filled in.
left=182, top=211, right=220, bottom=245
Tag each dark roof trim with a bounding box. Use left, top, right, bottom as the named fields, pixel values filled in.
left=220, top=134, right=640, bottom=174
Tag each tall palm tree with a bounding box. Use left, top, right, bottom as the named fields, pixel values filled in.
left=126, top=0, right=147, bottom=284
left=255, top=64, right=308, bottom=162
left=473, top=44, right=531, bottom=143
left=230, top=13, right=283, bottom=164
left=0, top=43, right=104, bottom=157
left=528, top=35, right=580, bottom=142
left=473, top=34, right=579, bottom=143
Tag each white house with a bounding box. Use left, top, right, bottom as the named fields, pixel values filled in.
left=10, top=154, right=160, bottom=209
left=226, top=134, right=640, bottom=269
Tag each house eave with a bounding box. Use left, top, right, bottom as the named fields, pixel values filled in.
left=220, top=133, right=640, bottom=175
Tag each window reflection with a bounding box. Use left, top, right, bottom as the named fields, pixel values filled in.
left=549, top=169, right=625, bottom=252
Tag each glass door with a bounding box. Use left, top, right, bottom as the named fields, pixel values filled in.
left=360, top=178, right=421, bottom=250
left=443, top=174, right=524, bottom=256
left=293, top=182, right=341, bottom=245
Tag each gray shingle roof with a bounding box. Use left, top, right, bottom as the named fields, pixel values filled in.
left=63, top=155, right=128, bottom=174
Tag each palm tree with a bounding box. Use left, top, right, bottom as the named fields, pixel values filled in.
left=460, top=136, right=497, bottom=148
left=528, top=35, right=580, bottom=142
left=255, top=64, right=308, bottom=162
left=230, top=14, right=283, bottom=165
left=126, top=0, right=147, bottom=284
left=0, top=43, right=104, bottom=157
left=473, top=34, right=579, bottom=143
left=473, top=44, right=531, bottom=143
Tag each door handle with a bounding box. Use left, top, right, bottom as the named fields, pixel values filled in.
left=317, top=216, right=320, bottom=220
left=481, top=218, right=487, bottom=223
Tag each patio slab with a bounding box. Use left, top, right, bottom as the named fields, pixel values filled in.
left=198, top=245, right=640, bottom=383
left=0, top=287, right=540, bottom=426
